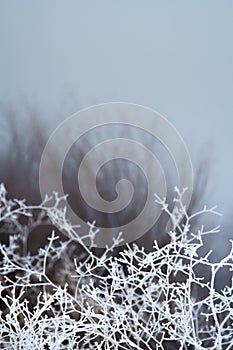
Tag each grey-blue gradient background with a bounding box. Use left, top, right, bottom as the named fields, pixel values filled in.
left=0, top=1, right=232, bottom=251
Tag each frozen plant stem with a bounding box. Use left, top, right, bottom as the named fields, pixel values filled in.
left=0, top=185, right=232, bottom=349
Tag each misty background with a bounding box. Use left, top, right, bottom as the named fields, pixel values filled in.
left=0, top=1, right=232, bottom=258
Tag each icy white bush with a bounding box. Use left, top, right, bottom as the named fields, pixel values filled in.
left=0, top=184, right=232, bottom=349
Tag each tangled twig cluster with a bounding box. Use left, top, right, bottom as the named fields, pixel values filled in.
left=0, top=184, right=232, bottom=349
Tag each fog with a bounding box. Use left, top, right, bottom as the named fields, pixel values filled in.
left=0, top=1, right=232, bottom=255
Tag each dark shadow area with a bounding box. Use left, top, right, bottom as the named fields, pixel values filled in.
left=0, top=104, right=231, bottom=295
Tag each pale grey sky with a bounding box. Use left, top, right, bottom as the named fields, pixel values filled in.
left=0, top=1, right=233, bottom=224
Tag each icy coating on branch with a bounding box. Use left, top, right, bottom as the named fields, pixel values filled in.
left=0, top=184, right=232, bottom=349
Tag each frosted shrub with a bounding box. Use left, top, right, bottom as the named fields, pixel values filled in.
left=0, top=184, right=232, bottom=349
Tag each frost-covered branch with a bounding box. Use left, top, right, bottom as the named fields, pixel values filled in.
left=0, top=185, right=232, bottom=349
